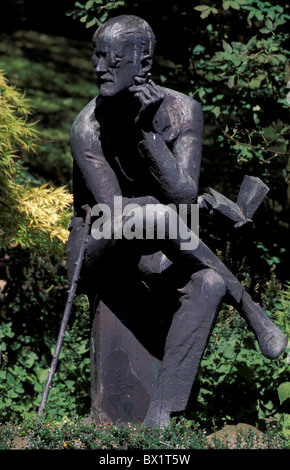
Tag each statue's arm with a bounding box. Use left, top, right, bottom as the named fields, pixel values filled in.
left=136, top=94, right=203, bottom=207
left=70, top=106, right=122, bottom=215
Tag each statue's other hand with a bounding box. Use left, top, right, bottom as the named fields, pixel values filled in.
left=129, top=76, right=164, bottom=128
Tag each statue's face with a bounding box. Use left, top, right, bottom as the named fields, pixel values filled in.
left=92, top=34, right=141, bottom=97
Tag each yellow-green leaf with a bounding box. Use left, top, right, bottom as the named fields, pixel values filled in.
left=278, top=382, right=290, bottom=404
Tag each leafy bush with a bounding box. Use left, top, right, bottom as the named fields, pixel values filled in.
left=190, top=308, right=289, bottom=423
left=0, top=31, right=99, bottom=187
left=0, top=72, right=89, bottom=422
left=0, top=415, right=288, bottom=450
left=67, top=0, right=126, bottom=29
left=185, top=279, right=290, bottom=435
left=0, top=288, right=90, bottom=422
left=0, top=70, right=73, bottom=254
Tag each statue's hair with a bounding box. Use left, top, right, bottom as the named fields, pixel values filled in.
left=92, top=15, right=156, bottom=56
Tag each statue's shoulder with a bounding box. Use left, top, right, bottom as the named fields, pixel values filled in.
left=71, top=96, right=102, bottom=142
left=161, top=86, right=203, bottom=120
left=158, top=87, right=203, bottom=139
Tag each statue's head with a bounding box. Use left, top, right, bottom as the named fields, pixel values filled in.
left=92, top=15, right=156, bottom=97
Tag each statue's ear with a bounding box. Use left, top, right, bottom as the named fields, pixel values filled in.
left=140, top=53, right=153, bottom=77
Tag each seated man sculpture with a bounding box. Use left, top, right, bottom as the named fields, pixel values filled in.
left=67, top=15, right=287, bottom=428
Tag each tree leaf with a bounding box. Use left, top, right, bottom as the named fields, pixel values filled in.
left=85, top=0, right=94, bottom=9
left=222, top=345, right=236, bottom=358
left=278, top=382, right=290, bottom=404
left=231, top=1, right=241, bottom=10
left=227, top=75, right=237, bottom=88
left=38, top=369, right=49, bottom=384
left=50, top=345, right=65, bottom=359
left=200, top=10, right=211, bottom=19
left=223, top=1, right=231, bottom=10
left=7, top=372, right=15, bottom=386
left=266, top=19, right=273, bottom=30
left=194, top=5, right=210, bottom=12
left=255, top=10, right=264, bottom=22
left=281, top=125, right=290, bottom=135
left=25, top=351, right=38, bottom=368
left=15, top=384, right=25, bottom=394
left=78, top=342, right=89, bottom=354
left=222, top=40, right=233, bottom=53
left=86, top=17, right=98, bottom=28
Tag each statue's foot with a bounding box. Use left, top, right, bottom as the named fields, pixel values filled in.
left=240, top=291, right=288, bottom=359
left=256, top=325, right=288, bottom=359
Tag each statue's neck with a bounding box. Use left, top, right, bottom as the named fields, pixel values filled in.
left=102, top=90, right=140, bottom=121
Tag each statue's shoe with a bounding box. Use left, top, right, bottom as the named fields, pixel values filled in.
left=240, top=291, right=288, bottom=359
left=256, top=326, right=288, bottom=359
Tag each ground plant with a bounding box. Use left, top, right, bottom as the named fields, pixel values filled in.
left=0, top=415, right=288, bottom=450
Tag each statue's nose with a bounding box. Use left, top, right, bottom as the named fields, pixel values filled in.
left=95, top=56, right=107, bottom=73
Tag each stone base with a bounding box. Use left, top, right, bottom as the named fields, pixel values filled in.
left=89, top=301, right=161, bottom=425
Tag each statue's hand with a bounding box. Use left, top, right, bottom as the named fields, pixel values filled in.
left=129, top=76, right=164, bottom=129
left=197, top=195, right=212, bottom=212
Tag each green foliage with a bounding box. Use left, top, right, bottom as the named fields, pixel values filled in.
left=0, top=35, right=92, bottom=425
left=0, top=415, right=287, bottom=450
left=0, top=31, right=99, bottom=187
left=278, top=383, right=290, bottom=406
left=0, top=71, right=73, bottom=255
left=0, top=285, right=90, bottom=422
left=0, top=71, right=38, bottom=177
left=186, top=279, right=290, bottom=428
left=0, top=54, right=89, bottom=422
left=273, top=280, right=290, bottom=339
left=187, top=0, right=290, bottom=235
left=191, top=1, right=290, bottom=168
left=67, top=0, right=126, bottom=29
left=276, top=413, right=290, bottom=442
left=273, top=280, right=290, bottom=434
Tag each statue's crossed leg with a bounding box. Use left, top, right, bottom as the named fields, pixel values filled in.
left=83, top=202, right=287, bottom=427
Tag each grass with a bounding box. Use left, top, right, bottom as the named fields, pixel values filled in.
left=0, top=415, right=288, bottom=450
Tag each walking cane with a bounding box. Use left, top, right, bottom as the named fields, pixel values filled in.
left=37, top=204, right=92, bottom=418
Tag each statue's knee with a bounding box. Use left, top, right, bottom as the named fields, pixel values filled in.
left=189, top=268, right=226, bottom=300
left=84, top=236, right=113, bottom=268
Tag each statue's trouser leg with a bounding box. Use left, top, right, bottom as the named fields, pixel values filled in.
left=83, top=203, right=287, bottom=361
left=125, top=205, right=287, bottom=360
left=164, top=234, right=288, bottom=359
left=167, top=237, right=288, bottom=359
left=143, top=268, right=226, bottom=428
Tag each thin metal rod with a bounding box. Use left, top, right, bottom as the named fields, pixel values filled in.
left=37, top=205, right=91, bottom=418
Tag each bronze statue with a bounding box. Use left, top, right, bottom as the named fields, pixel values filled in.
left=67, top=15, right=287, bottom=428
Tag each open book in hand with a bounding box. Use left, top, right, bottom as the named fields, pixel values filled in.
left=200, top=175, right=269, bottom=228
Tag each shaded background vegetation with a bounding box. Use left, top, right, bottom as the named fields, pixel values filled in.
left=0, top=0, right=289, bottom=433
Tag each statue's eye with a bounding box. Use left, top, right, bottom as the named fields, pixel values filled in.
left=107, top=52, right=122, bottom=68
